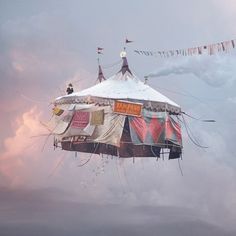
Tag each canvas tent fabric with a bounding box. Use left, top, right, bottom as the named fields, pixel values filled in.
left=165, top=116, right=182, bottom=146
left=60, top=111, right=125, bottom=148
left=128, top=114, right=182, bottom=147
left=47, top=105, right=74, bottom=135
left=55, top=57, right=181, bottom=114
left=56, top=106, right=107, bottom=138
left=73, top=72, right=179, bottom=108
left=62, top=111, right=95, bottom=137
left=48, top=104, right=107, bottom=136
left=129, top=116, right=165, bottom=145
left=51, top=105, right=125, bottom=148
left=91, top=112, right=126, bottom=147
left=71, top=111, right=90, bottom=129
left=56, top=71, right=180, bottom=110
left=52, top=56, right=182, bottom=158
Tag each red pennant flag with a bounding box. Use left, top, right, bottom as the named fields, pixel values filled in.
left=97, top=47, right=104, bottom=55
left=126, top=38, right=133, bottom=43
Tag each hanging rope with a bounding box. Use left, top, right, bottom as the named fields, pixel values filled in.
left=154, top=86, right=206, bottom=103
left=41, top=133, right=52, bottom=152
left=77, top=143, right=99, bottom=167
left=102, top=59, right=122, bottom=69
left=178, top=158, right=184, bottom=176
left=20, top=93, right=49, bottom=104
left=30, top=133, right=52, bottom=138
left=182, top=111, right=216, bottom=123
left=182, top=114, right=208, bottom=149
left=115, top=157, right=126, bottom=193
left=40, top=120, right=61, bottom=152
left=151, top=145, right=159, bottom=159
left=48, top=152, right=67, bottom=178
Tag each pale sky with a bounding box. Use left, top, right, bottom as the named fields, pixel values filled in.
left=1, top=0, right=236, bottom=235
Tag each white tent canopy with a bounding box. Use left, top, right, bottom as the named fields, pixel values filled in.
left=55, top=57, right=181, bottom=114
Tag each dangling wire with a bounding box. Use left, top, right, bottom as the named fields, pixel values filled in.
left=77, top=143, right=99, bottom=167
left=182, top=114, right=208, bottom=149
left=20, top=93, right=49, bottom=104
left=178, top=158, right=184, bottom=176
left=40, top=118, right=64, bottom=152
left=182, top=111, right=216, bottom=123
left=41, top=133, right=53, bottom=152
left=77, top=154, right=92, bottom=167
left=121, top=159, right=135, bottom=195
left=183, top=114, right=207, bottom=148
left=48, top=152, right=67, bottom=178
left=17, top=87, right=55, bottom=106
left=115, top=157, right=126, bottom=194
left=30, top=133, right=52, bottom=138
left=151, top=145, right=159, bottom=160
left=102, top=59, right=122, bottom=69
left=155, top=86, right=203, bottom=101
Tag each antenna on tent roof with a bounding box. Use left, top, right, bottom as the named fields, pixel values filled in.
left=144, top=75, right=148, bottom=84
left=118, top=38, right=133, bottom=75
left=97, top=47, right=106, bottom=83
left=119, top=50, right=132, bottom=75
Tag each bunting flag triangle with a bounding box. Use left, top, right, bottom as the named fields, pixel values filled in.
left=126, top=38, right=133, bottom=43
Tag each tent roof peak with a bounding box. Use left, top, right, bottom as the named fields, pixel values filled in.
left=98, top=64, right=106, bottom=82
left=118, top=55, right=132, bottom=75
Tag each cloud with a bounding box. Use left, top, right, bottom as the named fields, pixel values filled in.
left=0, top=107, right=47, bottom=185
left=2, top=107, right=44, bottom=158
left=1, top=1, right=236, bottom=235
left=146, top=54, right=236, bottom=87
left=0, top=186, right=235, bottom=236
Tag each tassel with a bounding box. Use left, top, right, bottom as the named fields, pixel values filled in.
left=221, top=42, right=225, bottom=51
left=231, top=40, right=235, bottom=48
left=198, top=47, right=202, bottom=55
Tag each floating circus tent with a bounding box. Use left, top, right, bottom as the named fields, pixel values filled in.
left=49, top=53, right=183, bottom=159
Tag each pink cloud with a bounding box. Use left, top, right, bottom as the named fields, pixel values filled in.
left=0, top=107, right=48, bottom=185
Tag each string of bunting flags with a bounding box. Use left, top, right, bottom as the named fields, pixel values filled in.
left=134, top=38, right=236, bottom=58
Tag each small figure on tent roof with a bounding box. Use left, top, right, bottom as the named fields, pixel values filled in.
left=66, top=83, right=74, bottom=95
